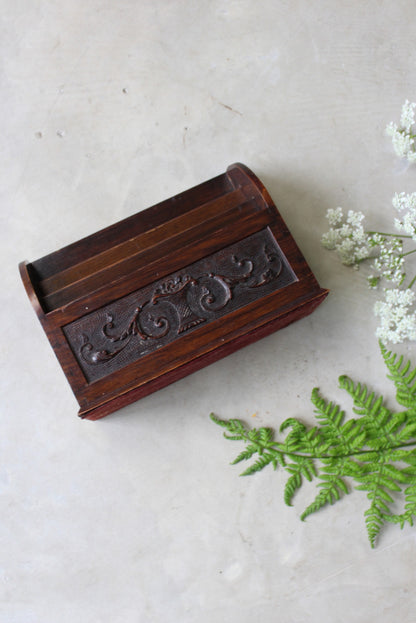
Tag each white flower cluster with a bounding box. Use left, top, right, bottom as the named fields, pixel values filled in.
left=393, top=191, right=416, bottom=239
left=321, top=101, right=416, bottom=344
left=321, top=207, right=371, bottom=267
left=386, top=100, right=416, bottom=162
left=368, top=233, right=405, bottom=286
left=374, top=288, right=416, bottom=344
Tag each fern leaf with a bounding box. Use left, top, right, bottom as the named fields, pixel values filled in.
left=209, top=412, right=228, bottom=428
left=339, top=377, right=390, bottom=431
left=403, top=483, right=416, bottom=525
left=301, top=476, right=347, bottom=520
left=364, top=506, right=384, bottom=548
left=339, top=377, right=404, bottom=451
left=355, top=484, right=394, bottom=505
left=210, top=414, right=247, bottom=440
left=339, top=377, right=368, bottom=413
left=402, top=449, right=416, bottom=466
left=385, top=411, right=407, bottom=433
left=283, top=457, right=317, bottom=506
left=284, top=471, right=302, bottom=506
left=279, top=418, right=326, bottom=457
left=231, top=445, right=258, bottom=465
left=280, top=417, right=306, bottom=434
left=380, top=342, right=416, bottom=409
left=240, top=452, right=277, bottom=476
left=382, top=483, right=416, bottom=529
left=279, top=418, right=306, bottom=448
left=382, top=463, right=413, bottom=484
left=311, top=388, right=345, bottom=429
left=290, top=454, right=317, bottom=478
left=377, top=473, right=402, bottom=491
left=259, top=427, right=274, bottom=444
left=396, top=421, right=416, bottom=442
left=301, top=460, right=349, bottom=520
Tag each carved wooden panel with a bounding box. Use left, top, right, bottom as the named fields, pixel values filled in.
left=63, top=228, right=296, bottom=382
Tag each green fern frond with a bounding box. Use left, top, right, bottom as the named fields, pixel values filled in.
left=209, top=414, right=246, bottom=440
left=380, top=342, right=416, bottom=409
left=364, top=506, right=384, bottom=548
left=301, top=468, right=349, bottom=521
left=402, top=450, right=416, bottom=466
left=284, top=471, right=302, bottom=506
left=209, top=412, right=228, bottom=428
left=211, top=342, right=416, bottom=547
left=403, top=483, right=416, bottom=525
left=258, top=427, right=274, bottom=444
left=382, top=482, right=416, bottom=528
left=396, top=421, right=416, bottom=442
left=338, top=377, right=373, bottom=415
left=284, top=456, right=317, bottom=506
left=231, top=445, right=259, bottom=465
left=339, top=376, right=387, bottom=420
left=240, top=452, right=278, bottom=476
left=311, top=388, right=345, bottom=429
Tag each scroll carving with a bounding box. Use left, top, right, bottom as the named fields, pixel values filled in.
left=64, top=229, right=296, bottom=381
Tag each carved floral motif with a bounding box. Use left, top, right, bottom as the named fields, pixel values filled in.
left=63, top=229, right=296, bottom=381
left=80, top=243, right=283, bottom=366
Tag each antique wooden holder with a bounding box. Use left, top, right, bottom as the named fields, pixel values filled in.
left=19, top=163, right=328, bottom=420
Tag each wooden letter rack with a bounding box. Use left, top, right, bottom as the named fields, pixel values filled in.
left=20, top=163, right=328, bottom=420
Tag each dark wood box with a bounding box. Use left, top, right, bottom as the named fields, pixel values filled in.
left=19, top=163, right=328, bottom=420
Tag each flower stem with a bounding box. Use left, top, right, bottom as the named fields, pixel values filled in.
left=400, top=249, right=416, bottom=258
left=366, top=231, right=413, bottom=239
left=408, top=275, right=416, bottom=290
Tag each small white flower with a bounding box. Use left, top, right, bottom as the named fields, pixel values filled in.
left=321, top=228, right=341, bottom=250
left=391, top=131, right=414, bottom=158
left=346, top=210, right=364, bottom=227
left=338, top=238, right=357, bottom=266
left=385, top=121, right=398, bottom=137
left=400, top=100, right=416, bottom=132
left=386, top=101, right=416, bottom=163
left=326, top=207, right=343, bottom=226
left=393, top=191, right=416, bottom=212
left=374, top=288, right=416, bottom=344
left=321, top=207, right=371, bottom=267
left=369, top=233, right=405, bottom=285
left=339, top=223, right=352, bottom=238
left=392, top=192, right=416, bottom=240
left=352, top=227, right=368, bottom=245
left=355, top=246, right=371, bottom=261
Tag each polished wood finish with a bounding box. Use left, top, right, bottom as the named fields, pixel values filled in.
left=19, top=163, right=328, bottom=419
